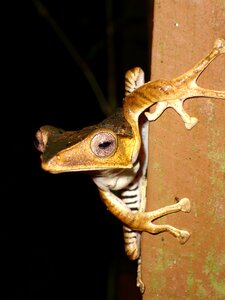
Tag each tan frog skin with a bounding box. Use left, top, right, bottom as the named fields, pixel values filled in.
left=35, top=38, right=225, bottom=293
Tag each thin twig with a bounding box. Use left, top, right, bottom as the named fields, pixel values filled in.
left=32, top=0, right=113, bottom=116
left=106, top=0, right=118, bottom=114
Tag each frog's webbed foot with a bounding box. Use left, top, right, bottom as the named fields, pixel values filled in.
left=142, top=197, right=191, bottom=244
left=145, top=38, right=225, bottom=129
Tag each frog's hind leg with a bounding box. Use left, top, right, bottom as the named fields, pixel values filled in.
left=121, top=175, right=147, bottom=293
left=125, top=67, right=145, bottom=96
left=121, top=179, right=143, bottom=258
left=122, top=226, right=145, bottom=293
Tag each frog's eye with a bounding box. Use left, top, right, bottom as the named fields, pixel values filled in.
left=90, top=132, right=117, bottom=157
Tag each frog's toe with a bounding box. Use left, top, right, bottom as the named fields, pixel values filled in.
left=178, top=230, right=191, bottom=244
left=137, top=278, right=145, bottom=294
left=214, top=38, right=225, bottom=53
left=185, top=117, right=198, bottom=129
left=179, top=198, right=191, bottom=213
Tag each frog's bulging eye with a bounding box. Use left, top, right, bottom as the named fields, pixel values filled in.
left=90, top=132, right=117, bottom=157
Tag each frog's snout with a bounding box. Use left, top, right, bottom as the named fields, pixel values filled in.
left=34, top=129, right=47, bottom=153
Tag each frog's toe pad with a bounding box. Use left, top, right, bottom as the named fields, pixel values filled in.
left=179, top=230, right=191, bottom=244
left=214, top=38, right=225, bottom=53
left=137, top=278, right=145, bottom=294
left=185, top=117, right=198, bottom=129
left=179, top=198, right=191, bottom=213
left=144, top=111, right=160, bottom=121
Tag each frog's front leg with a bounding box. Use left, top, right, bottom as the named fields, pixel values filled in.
left=99, top=188, right=190, bottom=292
left=126, top=38, right=225, bottom=137
left=145, top=38, right=225, bottom=129
left=99, top=188, right=191, bottom=242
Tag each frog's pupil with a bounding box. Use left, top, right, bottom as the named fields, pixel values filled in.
left=99, top=141, right=112, bottom=148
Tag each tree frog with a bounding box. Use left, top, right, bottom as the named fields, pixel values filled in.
left=35, top=38, right=225, bottom=293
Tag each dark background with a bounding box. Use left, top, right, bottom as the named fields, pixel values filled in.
left=4, top=1, right=153, bottom=299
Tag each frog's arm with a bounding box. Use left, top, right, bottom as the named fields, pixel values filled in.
left=99, top=188, right=191, bottom=244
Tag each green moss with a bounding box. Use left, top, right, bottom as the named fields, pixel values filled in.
left=220, top=161, right=225, bottom=173
left=204, top=249, right=221, bottom=274
left=187, top=270, right=195, bottom=290
left=210, top=275, right=225, bottom=297
left=154, top=247, right=174, bottom=272
left=150, top=275, right=166, bottom=292
left=152, top=161, right=162, bottom=171
left=196, top=279, right=207, bottom=298
left=207, top=128, right=225, bottom=222
left=204, top=248, right=225, bottom=297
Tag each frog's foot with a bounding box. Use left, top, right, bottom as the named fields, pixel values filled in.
left=136, top=257, right=145, bottom=293
left=137, top=275, right=145, bottom=294
left=145, top=39, right=225, bottom=129
left=142, top=198, right=191, bottom=244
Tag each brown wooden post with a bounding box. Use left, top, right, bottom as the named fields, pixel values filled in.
left=142, top=1, right=225, bottom=299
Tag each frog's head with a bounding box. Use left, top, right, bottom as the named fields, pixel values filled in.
left=35, top=109, right=135, bottom=173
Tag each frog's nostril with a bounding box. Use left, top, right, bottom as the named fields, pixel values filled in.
left=34, top=130, right=45, bottom=153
